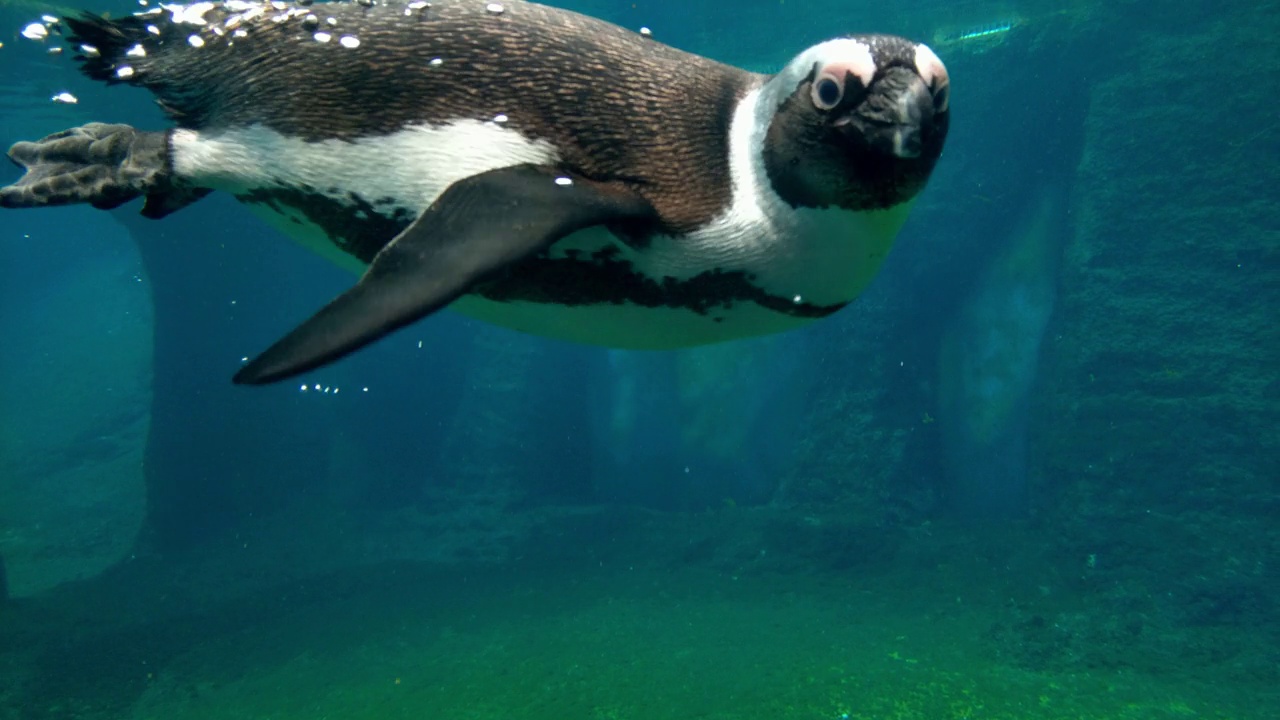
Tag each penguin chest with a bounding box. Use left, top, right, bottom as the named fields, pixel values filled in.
left=241, top=186, right=910, bottom=351
left=451, top=227, right=807, bottom=349
left=454, top=204, right=911, bottom=350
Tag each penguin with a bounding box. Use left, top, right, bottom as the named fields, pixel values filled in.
left=0, top=0, right=950, bottom=385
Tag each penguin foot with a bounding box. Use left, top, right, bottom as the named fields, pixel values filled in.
left=1, top=123, right=171, bottom=212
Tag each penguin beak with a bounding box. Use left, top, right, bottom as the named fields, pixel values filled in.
left=834, top=68, right=935, bottom=159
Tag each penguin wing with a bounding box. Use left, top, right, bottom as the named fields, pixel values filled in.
left=233, top=164, right=656, bottom=385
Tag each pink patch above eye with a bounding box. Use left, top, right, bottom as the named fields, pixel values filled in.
left=913, top=44, right=950, bottom=113
left=817, top=43, right=876, bottom=89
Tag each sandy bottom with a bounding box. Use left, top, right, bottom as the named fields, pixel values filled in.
left=4, top=516, right=1267, bottom=720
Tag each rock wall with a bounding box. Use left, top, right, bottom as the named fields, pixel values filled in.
left=1034, top=15, right=1279, bottom=578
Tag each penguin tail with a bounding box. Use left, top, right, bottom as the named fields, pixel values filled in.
left=0, top=123, right=209, bottom=218
left=59, top=13, right=213, bottom=124
left=62, top=13, right=158, bottom=86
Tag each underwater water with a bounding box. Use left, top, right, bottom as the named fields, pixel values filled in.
left=0, top=0, right=1277, bottom=717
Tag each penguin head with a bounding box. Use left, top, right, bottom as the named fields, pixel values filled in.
left=761, top=36, right=950, bottom=211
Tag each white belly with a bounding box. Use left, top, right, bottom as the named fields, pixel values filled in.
left=450, top=290, right=813, bottom=349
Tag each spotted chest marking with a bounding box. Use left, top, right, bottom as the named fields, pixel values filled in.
left=240, top=189, right=849, bottom=323
left=451, top=228, right=848, bottom=349
left=238, top=185, right=415, bottom=264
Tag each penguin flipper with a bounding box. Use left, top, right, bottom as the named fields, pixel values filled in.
left=233, top=164, right=657, bottom=385
left=0, top=123, right=206, bottom=218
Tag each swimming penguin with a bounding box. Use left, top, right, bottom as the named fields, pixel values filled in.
left=0, top=0, right=950, bottom=385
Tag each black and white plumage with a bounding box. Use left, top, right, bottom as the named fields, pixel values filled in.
left=1, top=0, right=950, bottom=384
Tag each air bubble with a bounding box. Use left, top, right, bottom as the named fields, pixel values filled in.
left=302, top=14, right=319, bottom=28
left=21, top=22, right=49, bottom=40
left=428, top=57, right=443, bottom=66
left=116, top=65, right=136, bottom=78
left=125, top=43, right=147, bottom=58
left=339, top=35, right=360, bottom=48
left=639, top=27, right=652, bottom=37
left=167, top=2, right=217, bottom=26
left=314, top=31, right=332, bottom=42
left=188, top=34, right=206, bottom=48
left=51, top=92, right=78, bottom=104
left=485, top=3, right=504, bottom=15
left=554, top=177, right=573, bottom=187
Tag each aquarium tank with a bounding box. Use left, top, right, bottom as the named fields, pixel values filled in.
left=0, top=0, right=1276, bottom=718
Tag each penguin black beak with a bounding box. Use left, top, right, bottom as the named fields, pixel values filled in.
left=835, top=67, right=935, bottom=159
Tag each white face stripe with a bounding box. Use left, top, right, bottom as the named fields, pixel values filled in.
left=170, top=120, right=559, bottom=212
left=679, top=82, right=792, bottom=253
left=607, top=83, right=791, bottom=284
left=659, top=72, right=912, bottom=306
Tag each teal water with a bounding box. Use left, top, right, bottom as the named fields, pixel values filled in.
left=1, top=1, right=1277, bottom=718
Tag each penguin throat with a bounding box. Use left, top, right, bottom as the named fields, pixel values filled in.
left=762, top=119, right=844, bottom=210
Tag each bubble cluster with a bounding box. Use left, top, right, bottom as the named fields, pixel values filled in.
left=296, top=383, right=372, bottom=396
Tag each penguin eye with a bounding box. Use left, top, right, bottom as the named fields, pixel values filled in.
left=811, top=73, right=844, bottom=110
